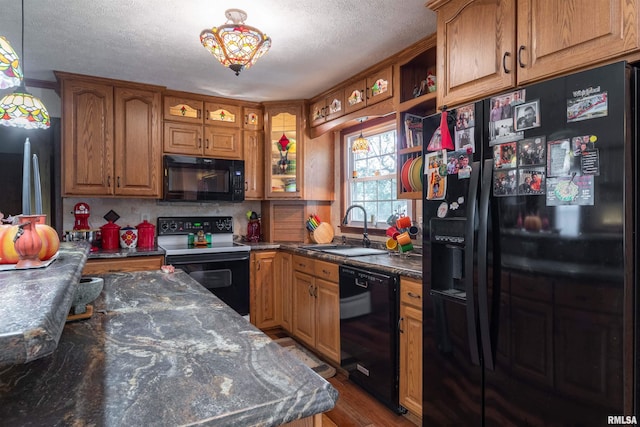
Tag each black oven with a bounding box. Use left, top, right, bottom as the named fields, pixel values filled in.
left=157, top=216, right=251, bottom=317
left=163, top=155, right=244, bottom=202
left=165, top=251, right=250, bottom=316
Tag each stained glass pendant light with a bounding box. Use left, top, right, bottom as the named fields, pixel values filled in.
left=200, top=9, right=271, bottom=76
left=0, top=0, right=50, bottom=129
left=0, top=36, right=22, bottom=89
left=352, top=117, right=369, bottom=154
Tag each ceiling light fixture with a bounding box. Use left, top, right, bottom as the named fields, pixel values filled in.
left=352, top=117, right=370, bottom=154
left=0, top=36, right=22, bottom=89
left=0, top=0, right=50, bottom=129
left=200, top=9, right=272, bottom=76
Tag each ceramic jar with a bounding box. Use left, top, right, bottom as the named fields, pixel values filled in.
left=119, top=226, right=138, bottom=249
left=100, top=221, right=121, bottom=250
left=136, top=220, right=155, bottom=248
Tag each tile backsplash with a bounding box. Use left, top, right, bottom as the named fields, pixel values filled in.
left=62, top=198, right=261, bottom=239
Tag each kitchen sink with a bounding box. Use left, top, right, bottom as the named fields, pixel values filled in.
left=300, top=244, right=388, bottom=257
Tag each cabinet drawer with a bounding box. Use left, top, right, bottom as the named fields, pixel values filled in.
left=83, top=255, right=164, bottom=275
left=292, top=255, right=315, bottom=275
left=400, top=278, right=423, bottom=308
left=314, top=260, right=339, bottom=283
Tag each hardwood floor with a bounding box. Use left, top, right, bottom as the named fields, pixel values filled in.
left=266, top=329, right=420, bottom=427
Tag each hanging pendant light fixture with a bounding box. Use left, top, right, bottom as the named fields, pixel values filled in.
left=0, top=0, right=50, bottom=129
left=0, top=36, right=22, bottom=90
left=200, top=9, right=271, bottom=76
left=352, top=117, right=370, bottom=154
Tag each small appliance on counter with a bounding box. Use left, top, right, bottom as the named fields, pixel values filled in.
left=64, top=202, right=100, bottom=251
left=246, top=211, right=261, bottom=242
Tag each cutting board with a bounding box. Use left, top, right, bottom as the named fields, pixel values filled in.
left=310, top=222, right=334, bottom=244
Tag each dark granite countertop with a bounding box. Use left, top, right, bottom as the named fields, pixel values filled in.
left=246, top=242, right=423, bottom=280
left=0, top=241, right=90, bottom=366
left=87, top=246, right=165, bottom=259
left=0, top=270, right=338, bottom=426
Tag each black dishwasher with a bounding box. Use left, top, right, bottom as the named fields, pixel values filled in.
left=339, top=265, right=403, bottom=414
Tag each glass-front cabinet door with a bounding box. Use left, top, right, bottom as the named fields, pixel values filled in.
left=265, top=102, right=303, bottom=198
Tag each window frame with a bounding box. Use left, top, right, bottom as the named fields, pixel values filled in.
left=340, top=115, right=413, bottom=237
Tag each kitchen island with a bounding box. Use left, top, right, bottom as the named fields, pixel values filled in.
left=0, top=269, right=338, bottom=426
left=0, top=241, right=89, bottom=366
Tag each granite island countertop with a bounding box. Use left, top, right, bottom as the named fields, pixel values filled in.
left=0, top=270, right=338, bottom=426
left=0, top=241, right=90, bottom=366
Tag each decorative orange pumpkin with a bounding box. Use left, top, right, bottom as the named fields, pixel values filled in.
left=0, top=223, right=60, bottom=264
left=36, top=223, right=60, bottom=261
left=0, top=224, right=20, bottom=264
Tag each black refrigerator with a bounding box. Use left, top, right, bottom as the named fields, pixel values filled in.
left=421, top=61, right=638, bottom=426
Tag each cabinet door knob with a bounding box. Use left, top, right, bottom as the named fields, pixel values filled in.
left=206, top=139, right=210, bottom=149
left=308, top=284, right=314, bottom=296
left=398, top=316, right=404, bottom=333
left=117, top=176, right=121, bottom=188
left=517, top=45, right=526, bottom=68
left=198, top=138, right=202, bottom=148
left=502, top=51, right=511, bottom=74
left=245, top=181, right=249, bottom=191
left=257, top=260, right=261, bottom=271
left=107, top=175, right=111, bottom=187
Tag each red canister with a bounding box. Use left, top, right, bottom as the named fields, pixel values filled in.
left=136, top=220, right=156, bottom=248
left=100, top=221, right=121, bottom=250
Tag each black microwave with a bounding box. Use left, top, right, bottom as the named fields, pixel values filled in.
left=163, top=155, right=244, bottom=202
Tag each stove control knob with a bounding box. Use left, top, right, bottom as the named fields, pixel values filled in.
left=170, top=222, right=178, bottom=231
left=160, top=222, right=169, bottom=231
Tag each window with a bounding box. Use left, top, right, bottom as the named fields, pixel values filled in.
left=344, top=120, right=409, bottom=229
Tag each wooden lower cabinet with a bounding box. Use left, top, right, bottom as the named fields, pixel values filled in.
left=292, top=255, right=340, bottom=364
left=82, top=255, right=164, bottom=275
left=250, top=251, right=280, bottom=330
left=278, top=252, right=293, bottom=333
left=399, top=277, right=422, bottom=417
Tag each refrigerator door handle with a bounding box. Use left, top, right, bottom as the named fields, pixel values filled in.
left=464, top=160, right=481, bottom=366
left=478, top=158, right=495, bottom=370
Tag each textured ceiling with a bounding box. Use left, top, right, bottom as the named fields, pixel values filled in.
left=0, top=0, right=437, bottom=102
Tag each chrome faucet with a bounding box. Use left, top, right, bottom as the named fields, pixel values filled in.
left=342, top=205, right=370, bottom=248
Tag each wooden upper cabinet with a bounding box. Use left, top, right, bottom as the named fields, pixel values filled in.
left=204, top=102, right=240, bottom=127
left=310, top=88, right=345, bottom=127
left=61, top=79, right=114, bottom=196
left=432, top=0, right=516, bottom=108
left=243, top=130, right=264, bottom=199
left=516, top=0, right=640, bottom=84
left=243, top=106, right=263, bottom=130
left=429, top=0, right=640, bottom=108
left=366, top=65, right=393, bottom=105
left=58, top=72, right=163, bottom=198
left=163, top=95, right=203, bottom=124
left=344, top=78, right=367, bottom=114
left=344, top=65, right=393, bottom=114
left=203, top=126, right=242, bottom=159
left=113, top=86, right=162, bottom=197
left=163, top=122, right=203, bottom=156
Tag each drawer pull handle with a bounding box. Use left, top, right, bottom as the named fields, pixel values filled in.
left=407, top=292, right=421, bottom=299
left=322, top=269, right=330, bottom=275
